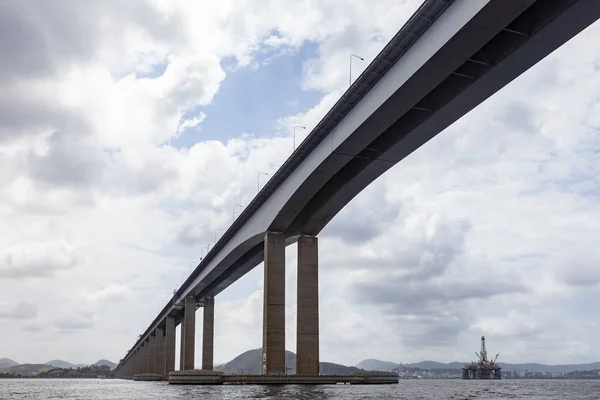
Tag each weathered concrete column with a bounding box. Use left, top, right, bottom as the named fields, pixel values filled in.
left=296, top=235, right=320, bottom=375
left=140, top=341, right=148, bottom=374
left=138, top=345, right=144, bottom=374
left=149, top=333, right=157, bottom=374
left=165, top=316, right=176, bottom=375
left=179, top=322, right=184, bottom=371
left=146, top=339, right=151, bottom=374
left=202, top=297, right=215, bottom=370
left=156, top=327, right=166, bottom=376
left=134, top=347, right=140, bottom=376
left=262, top=231, right=286, bottom=375
left=181, top=296, right=196, bottom=370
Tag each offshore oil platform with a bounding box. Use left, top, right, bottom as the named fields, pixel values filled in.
left=462, top=336, right=501, bottom=379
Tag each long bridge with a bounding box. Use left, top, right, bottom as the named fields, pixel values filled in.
left=114, top=0, right=600, bottom=381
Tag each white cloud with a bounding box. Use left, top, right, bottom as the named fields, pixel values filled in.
left=1, top=0, right=599, bottom=368
left=0, top=302, right=37, bottom=320
left=86, top=284, right=132, bottom=303
left=0, top=240, right=83, bottom=278
left=177, top=111, right=206, bottom=134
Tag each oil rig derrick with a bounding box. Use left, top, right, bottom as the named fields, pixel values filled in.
left=462, top=336, right=501, bottom=380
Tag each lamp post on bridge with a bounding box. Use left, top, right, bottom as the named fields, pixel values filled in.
left=293, top=125, right=306, bottom=151
left=214, top=228, right=224, bottom=244
left=349, top=53, right=364, bottom=87
left=200, top=245, right=209, bottom=260
left=257, top=172, right=268, bottom=193
left=232, top=204, right=242, bottom=223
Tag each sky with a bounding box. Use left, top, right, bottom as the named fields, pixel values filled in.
left=1, top=0, right=600, bottom=368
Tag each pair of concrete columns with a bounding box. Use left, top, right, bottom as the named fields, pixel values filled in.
left=263, top=232, right=319, bottom=375
left=179, top=296, right=215, bottom=371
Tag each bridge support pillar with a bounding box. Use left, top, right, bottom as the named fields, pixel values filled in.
left=134, top=347, right=140, bottom=376
left=156, top=327, right=165, bottom=377
left=179, top=322, right=184, bottom=371
left=181, top=296, right=196, bottom=370
left=149, top=333, right=157, bottom=374
left=144, top=339, right=151, bottom=373
left=165, top=316, right=176, bottom=375
left=296, top=235, right=319, bottom=375
left=262, top=231, right=286, bottom=375
left=140, top=341, right=147, bottom=374
left=202, top=297, right=215, bottom=370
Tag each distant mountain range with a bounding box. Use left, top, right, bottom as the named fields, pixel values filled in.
left=356, top=359, right=400, bottom=372
left=354, top=359, right=600, bottom=374
left=216, top=349, right=362, bottom=375
left=94, top=360, right=118, bottom=369
left=0, top=358, right=19, bottom=368
left=0, top=358, right=117, bottom=371
left=4, top=354, right=598, bottom=375
left=46, top=360, right=87, bottom=369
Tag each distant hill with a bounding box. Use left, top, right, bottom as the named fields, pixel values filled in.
left=45, top=360, right=86, bottom=369
left=356, top=359, right=399, bottom=372
left=0, top=364, right=53, bottom=376
left=0, top=358, right=19, bottom=368
left=320, top=362, right=362, bottom=374
left=0, top=358, right=117, bottom=371
left=216, top=349, right=296, bottom=374
left=93, top=360, right=117, bottom=370
left=357, top=359, right=600, bottom=374
left=495, top=362, right=600, bottom=374
left=405, top=360, right=464, bottom=370
left=216, top=348, right=361, bottom=375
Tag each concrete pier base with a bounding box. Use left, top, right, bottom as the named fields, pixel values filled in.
left=134, top=373, right=165, bottom=381
left=167, top=372, right=399, bottom=385
left=168, top=370, right=224, bottom=385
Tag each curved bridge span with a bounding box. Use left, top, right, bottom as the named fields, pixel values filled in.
left=115, top=0, right=600, bottom=379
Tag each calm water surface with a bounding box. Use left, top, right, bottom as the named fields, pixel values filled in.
left=0, top=379, right=599, bottom=399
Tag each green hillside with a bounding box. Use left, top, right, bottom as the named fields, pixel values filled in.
left=0, top=364, right=53, bottom=376
left=355, top=359, right=399, bottom=372
left=93, top=359, right=117, bottom=370
left=0, top=358, right=19, bottom=368
left=216, top=348, right=361, bottom=375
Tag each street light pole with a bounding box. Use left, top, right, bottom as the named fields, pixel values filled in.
left=214, top=228, right=224, bottom=244
left=232, top=204, right=242, bottom=222
left=257, top=172, right=268, bottom=193
left=349, top=54, right=364, bottom=87
left=293, top=125, right=306, bottom=151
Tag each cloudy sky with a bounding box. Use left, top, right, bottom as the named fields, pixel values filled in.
left=1, top=0, right=600, bottom=368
